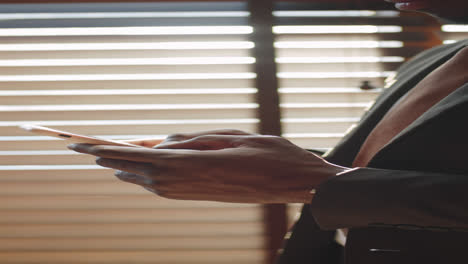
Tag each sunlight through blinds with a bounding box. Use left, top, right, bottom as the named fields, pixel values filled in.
left=0, top=2, right=264, bottom=264
left=272, top=3, right=444, bottom=224
left=441, top=24, right=468, bottom=44
left=274, top=4, right=439, bottom=153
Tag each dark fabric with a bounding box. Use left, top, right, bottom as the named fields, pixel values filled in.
left=279, top=39, right=468, bottom=264
left=345, top=227, right=468, bottom=264
left=276, top=205, right=344, bottom=264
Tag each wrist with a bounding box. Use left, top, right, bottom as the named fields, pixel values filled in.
left=306, top=163, right=351, bottom=203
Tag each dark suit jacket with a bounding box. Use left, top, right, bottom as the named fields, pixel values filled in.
left=278, top=39, right=468, bottom=264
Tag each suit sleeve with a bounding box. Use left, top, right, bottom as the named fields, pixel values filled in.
left=310, top=167, right=468, bottom=231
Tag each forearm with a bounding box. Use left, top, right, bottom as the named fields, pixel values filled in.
left=310, top=167, right=468, bottom=231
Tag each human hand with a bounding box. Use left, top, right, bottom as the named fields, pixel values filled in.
left=68, top=134, right=347, bottom=204
left=123, top=129, right=253, bottom=148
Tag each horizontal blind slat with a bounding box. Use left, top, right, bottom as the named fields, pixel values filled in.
left=0, top=251, right=264, bottom=264
left=0, top=49, right=252, bottom=60
left=0, top=79, right=254, bottom=90
left=0, top=207, right=261, bottom=224
left=0, top=237, right=264, bottom=251
left=280, top=77, right=386, bottom=88
left=282, top=105, right=369, bottom=118
left=0, top=94, right=254, bottom=105
left=0, top=108, right=257, bottom=121
left=0, top=65, right=253, bottom=75
left=281, top=90, right=379, bottom=103
left=0, top=153, right=96, bottom=165
left=0, top=222, right=262, bottom=237
left=0, top=195, right=255, bottom=209
left=0, top=35, right=251, bottom=44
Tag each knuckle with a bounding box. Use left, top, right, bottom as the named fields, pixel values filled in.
left=141, top=167, right=157, bottom=177
left=142, top=177, right=157, bottom=186
left=114, top=171, right=130, bottom=181
left=193, top=135, right=210, bottom=141
left=95, top=157, right=114, bottom=168
left=155, top=189, right=177, bottom=199
left=266, top=135, right=285, bottom=142
left=245, top=135, right=289, bottom=146
left=222, top=129, right=248, bottom=135
left=150, top=185, right=168, bottom=197
left=143, top=186, right=156, bottom=194
left=253, top=135, right=278, bottom=142
left=95, top=157, right=104, bottom=165
left=87, top=145, right=103, bottom=155
left=161, top=192, right=178, bottom=199
left=166, top=133, right=186, bottom=142
left=89, top=146, right=114, bottom=156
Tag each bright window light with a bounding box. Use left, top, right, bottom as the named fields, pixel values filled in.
left=1, top=118, right=259, bottom=127
left=0, top=11, right=250, bottom=19
left=277, top=71, right=393, bottom=79
left=273, top=25, right=402, bottom=34
left=0, top=26, right=253, bottom=36
left=275, top=41, right=403, bottom=49
left=282, top=117, right=360, bottom=122
left=0, top=165, right=105, bottom=170
left=442, top=25, right=468, bottom=32
left=0, top=57, right=256, bottom=66
left=0, top=42, right=254, bottom=51
left=444, top=40, right=457, bottom=44
left=273, top=10, right=399, bottom=17
left=0, top=88, right=257, bottom=96
left=281, top=102, right=370, bottom=108
left=0, top=104, right=259, bottom=111
left=0, top=150, right=76, bottom=155
left=276, top=56, right=404, bottom=63
left=0, top=73, right=257, bottom=82
left=279, top=87, right=380, bottom=93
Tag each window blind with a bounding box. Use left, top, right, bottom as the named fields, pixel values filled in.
left=0, top=2, right=264, bottom=264
left=271, top=3, right=445, bottom=224
left=2, top=1, right=464, bottom=263
left=274, top=4, right=440, bottom=151
left=441, top=24, right=468, bottom=44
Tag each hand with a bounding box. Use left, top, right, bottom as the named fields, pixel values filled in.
left=68, top=134, right=348, bottom=203
left=123, top=129, right=253, bottom=148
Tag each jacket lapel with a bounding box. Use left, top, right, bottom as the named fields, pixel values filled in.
left=325, top=41, right=468, bottom=167
left=369, top=82, right=468, bottom=165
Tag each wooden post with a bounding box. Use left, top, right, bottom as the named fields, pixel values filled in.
left=248, top=1, right=288, bottom=264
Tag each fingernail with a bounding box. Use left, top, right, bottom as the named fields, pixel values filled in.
left=144, top=186, right=155, bottom=193
left=67, top=144, right=77, bottom=150
left=95, top=157, right=104, bottom=165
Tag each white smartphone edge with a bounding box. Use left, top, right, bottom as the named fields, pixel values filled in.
left=19, top=124, right=143, bottom=148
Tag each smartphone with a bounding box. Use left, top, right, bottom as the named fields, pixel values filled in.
left=19, top=124, right=143, bottom=148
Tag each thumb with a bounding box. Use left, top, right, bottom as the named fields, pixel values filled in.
left=155, top=135, right=240, bottom=150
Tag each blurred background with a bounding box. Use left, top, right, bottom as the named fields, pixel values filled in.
left=0, top=0, right=467, bottom=263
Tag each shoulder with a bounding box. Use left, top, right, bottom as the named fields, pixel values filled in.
left=397, top=39, right=468, bottom=74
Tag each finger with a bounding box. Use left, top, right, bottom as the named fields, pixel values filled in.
left=118, top=172, right=190, bottom=198
left=114, top=170, right=154, bottom=186
left=68, top=143, right=201, bottom=164
left=95, top=157, right=156, bottom=176
left=156, top=135, right=244, bottom=150
left=122, top=138, right=164, bottom=148
left=69, top=144, right=157, bottom=162
left=160, top=130, right=253, bottom=146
